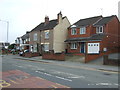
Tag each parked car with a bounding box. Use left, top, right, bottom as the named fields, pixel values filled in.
left=19, top=49, right=29, bottom=56
left=24, top=49, right=29, bottom=53
left=19, top=51, right=23, bottom=56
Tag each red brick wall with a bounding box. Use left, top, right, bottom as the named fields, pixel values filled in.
left=102, top=17, right=119, bottom=52
left=24, top=52, right=40, bottom=58
left=103, top=55, right=119, bottom=66
left=118, top=22, right=120, bottom=47
left=67, top=43, right=80, bottom=53
left=42, top=52, right=65, bottom=61
left=106, top=18, right=118, bottom=44
left=85, top=39, right=119, bottom=63
left=68, top=26, right=92, bottom=38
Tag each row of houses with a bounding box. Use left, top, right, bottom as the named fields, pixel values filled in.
left=15, top=12, right=120, bottom=63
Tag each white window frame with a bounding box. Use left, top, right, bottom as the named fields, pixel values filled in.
left=80, top=27, right=86, bottom=34
left=33, top=33, right=37, bottom=41
left=45, top=31, right=49, bottom=39
left=28, top=38, right=30, bottom=41
left=96, top=26, right=103, bottom=33
left=44, top=44, right=49, bottom=51
left=71, top=43, right=77, bottom=49
left=71, top=28, right=77, bottom=35
left=24, top=40, right=26, bottom=44
left=33, top=44, right=37, bottom=52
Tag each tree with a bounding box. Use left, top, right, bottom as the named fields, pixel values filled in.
left=8, top=44, right=16, bottom=49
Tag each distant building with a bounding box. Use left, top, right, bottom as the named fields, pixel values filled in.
left=118, top=1, right=120, bottom=21
left=0, top=42, right=10, bottom=49
left=15, top=31, right=30, bottom=51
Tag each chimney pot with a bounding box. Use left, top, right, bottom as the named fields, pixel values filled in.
left=45, top=16, right=49, bottom=25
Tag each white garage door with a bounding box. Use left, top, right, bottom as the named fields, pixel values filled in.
left=88, top=43, right=100, bottom=54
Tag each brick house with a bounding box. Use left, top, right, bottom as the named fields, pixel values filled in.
left=29, top=12, right=71, bottom=58
left=15, top=31, right=30, bottom=51
left=0, top=42, right=10, bottom=54
left=15, top=37, right=22, bottom=51
left=20, top=31, right=30, bottom=51
left=65, top=15, right=120, bottom=63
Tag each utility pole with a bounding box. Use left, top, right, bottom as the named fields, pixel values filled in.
left=118, top=1, right=120, bottom=21
left=100, top=8, right=103, bottom=16
left=0, top=19, right=9, bottom=43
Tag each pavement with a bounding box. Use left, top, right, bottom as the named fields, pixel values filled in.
left=13, top=55, right=119, bottom=73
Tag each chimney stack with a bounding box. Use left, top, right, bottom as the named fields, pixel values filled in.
left=57, top=11, right=62, bottom=24
left=44, top=16, right=49, bottom=25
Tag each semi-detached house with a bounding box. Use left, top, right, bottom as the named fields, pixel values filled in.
left=29, top=12, right=71, bottom=57
left=65, top=15, right=120, bottom=63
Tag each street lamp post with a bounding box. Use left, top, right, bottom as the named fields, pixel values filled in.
left=0, top=19, right=9, bottom=43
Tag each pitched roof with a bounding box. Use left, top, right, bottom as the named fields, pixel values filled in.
left=94, top=15, right=116, bottom=26
left=73, top=16, right=102, bottom=27
left=65, top=33, right=105, bottom=42
left=21, top=33, right=29, bottom=39
left=0, top=42, right=10, bottom=46
left=31, top=16, right=66, bottom=32
left=31, top=19, right=58, bottom=32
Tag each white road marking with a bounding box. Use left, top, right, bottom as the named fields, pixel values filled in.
left=114, top=83, right=119, bottom=86
left=43, top=73, right=52, bottom=76
left=88, top=83, right=119, bottom=86
left=55, top=76, right=72, bottom=82
left=68, top=76, right=85, bottom=79
left=51, top=70, right=85, bottom=79
left=35, top=70, right=72, bottom=82
left=14, top=65, right=26, bottom=68
left=96, top=83, right=112, bottom=86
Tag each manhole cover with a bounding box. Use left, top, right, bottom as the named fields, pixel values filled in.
left=103, top=73, right=111, bottom=75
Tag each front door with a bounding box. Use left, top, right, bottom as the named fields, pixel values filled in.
left=80, top=42, right=85, bottom=53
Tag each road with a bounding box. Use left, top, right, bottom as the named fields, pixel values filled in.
left=0, top=55, right=119, bottom=89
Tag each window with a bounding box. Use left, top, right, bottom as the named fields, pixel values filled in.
left=71, top=28, right=77, bottom=35
left=80, top=27, right=86, bottom=34
left=96, top=26, right=103, bottom=33
left=44, top=44, right=49, bottom=51
left=24, top=40, right=26, bottom=44
left=45, top=31, right=49, bottom=39
left=33, top=44, right=37, bottom=52
left=28, top=38, right=30, bottom=41
left=33, top=33, right=37, bottom=41
left=71, top=43, right=77, bottom=49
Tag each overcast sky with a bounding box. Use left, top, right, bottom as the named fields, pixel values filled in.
left=0, top=0, right=119, bottom=44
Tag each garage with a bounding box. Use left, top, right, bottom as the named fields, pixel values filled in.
left=87, top=43, right=100, bottom=54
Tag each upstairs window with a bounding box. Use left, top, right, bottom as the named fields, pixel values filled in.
left=71, top=28, right=77, bottom=35
left=96, top=26, right=103, bottom=33
left=71, top=43, right=77, bottom=49
left=45, top=31, right=49, bottom=39
left=33, top=33, right=37, bottom=41
left=80, top=27, right=86, bottom=34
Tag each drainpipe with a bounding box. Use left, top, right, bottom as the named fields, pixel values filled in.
left=40, top=30, right=42, bottom=55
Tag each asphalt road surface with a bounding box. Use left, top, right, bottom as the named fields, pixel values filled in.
left=1, top=55, right=119, bottom=89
